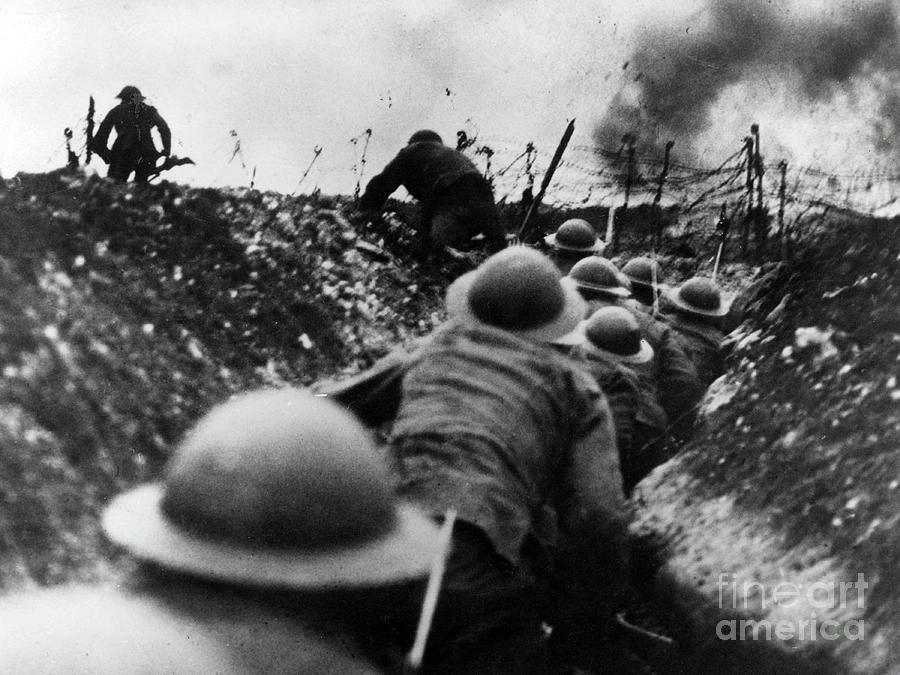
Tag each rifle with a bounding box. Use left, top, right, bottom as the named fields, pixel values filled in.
left=86, top=96, right=95, bottom=165
left=146, top=155, right=195, bottom=182
left=516, top=119, right=575, bottom=242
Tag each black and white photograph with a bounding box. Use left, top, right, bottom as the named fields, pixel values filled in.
left=0, top=1, right=898, bottom=672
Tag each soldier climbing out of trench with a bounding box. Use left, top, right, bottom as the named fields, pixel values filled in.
left=92, top=85, right=172, bottom=183
left=357, top=130, right=508, bottom=259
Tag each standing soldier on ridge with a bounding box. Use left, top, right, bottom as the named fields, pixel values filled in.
left=92, top=85, right=171, bottom=182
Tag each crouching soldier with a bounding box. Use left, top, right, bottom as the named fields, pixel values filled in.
left=327, top=247, right=631, bottom=673
left=568, top=307, right=671, bottom=494
left=359, top=129, right=507, bottom=256
left=568, top=257, right=703, bottom=443
left=661, top=277, right=730, bottom=388
left=94, top=388, right=443, bottom=673
left=621, top=255, right=664, bottom=310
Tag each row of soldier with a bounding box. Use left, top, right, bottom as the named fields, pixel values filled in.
left=0, top=244, right=730, bottom=674
left=0, top=128, right=733, bottom=673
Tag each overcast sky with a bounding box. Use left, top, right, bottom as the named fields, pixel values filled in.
left=1, top=0, right=897, bottom=195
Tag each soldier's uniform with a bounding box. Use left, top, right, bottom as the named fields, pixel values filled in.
left=93, top=85, right=171, bottom=182
left=360, top=130, right=506, bottom=253
left=568, top=257, right=703, bottom=446
left=628, top=306, right=704, bottom=441
left=329, top=248, right=630, bottom=673
left=99, top=389, right=443, bottom=674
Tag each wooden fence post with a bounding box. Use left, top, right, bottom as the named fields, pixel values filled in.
left=777, top=160, right=787, bottom=258
left=615, top=134, right=636, bottom=254
left=653, top=140, right=674, bottom=250
left=741, top=133, right=755, bottom=255
left=751, top=124, right=767, bottom=258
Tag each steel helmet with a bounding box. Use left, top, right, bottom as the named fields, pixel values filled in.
left=582, top=306, right=654, bottom=364
left=667, top=277, right=729, bottom=318
left=568, top=257, right=632, bottom=299
left=544, top=219, right=606, bottom=253
left=408, top=129, right=443, bottom=145
left=116, top=85, right=144, bottom=100
left=103, top=388, right=441, bottom=588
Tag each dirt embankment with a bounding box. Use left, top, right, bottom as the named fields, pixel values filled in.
left=631, top=211, right=900, bottom=673
left=2, top=169, right=898, bottom=675
left=0, top=169, right=457, bottom=589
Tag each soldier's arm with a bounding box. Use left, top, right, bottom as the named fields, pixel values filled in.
left=656, top=326, right=703, bottom=432
left=556, top=375, right=630, bottom=573
left=596, top=366, right=638, bottom=455
left=92, top=109, right=118, bottom=159
left=152, top=109, right=172, bottom=155
left=552, top=379, right=633, bottom=650
left=358, top=153, right=407, bottom=211
left=313, top=343, right=425, bottom=427
left=564, top=397, right=630, bottom=553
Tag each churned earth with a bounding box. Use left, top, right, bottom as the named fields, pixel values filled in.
left=0, top=167, right=896, bottom=674
left=631, top=209, right=900, bottom=673
left=0, top=168, right=461, bottom=590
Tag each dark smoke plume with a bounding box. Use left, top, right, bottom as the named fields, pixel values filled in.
left=596, top=0, right=900, bottom=162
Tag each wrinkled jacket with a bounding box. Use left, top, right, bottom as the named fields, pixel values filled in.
left=360, top=141, right=485, bottom=211
left=626, top=304, right=703, bottom=432
left=93, top=101, right=171, bottom=159
left=566, top=347, right=640, bottom=454
left=660, top=311, right=726, bottom=388
left=388, top=320, right=628, bottom=569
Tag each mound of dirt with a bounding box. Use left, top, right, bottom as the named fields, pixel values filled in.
left=0, top=168, right=465, bottom=589
left=631, top=210, right=900, bottom=673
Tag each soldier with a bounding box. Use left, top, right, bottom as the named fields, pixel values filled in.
left=99, top=388, right=442, bottom=674
left=326, top=247, right=629, bottom=673
left=566, top=256, right=631, bottom=311
left=92, top=85, right=171, bottom=182
left=569, top=306, right=670, bottom=494
left=661, top=276, right=730, bottom=388
left=568, top=257, right=703, bottom=443
left=621, top=255, right=664, bottom=309
left=543, top=218, right=607, bottom=275
left=359, top=130, right=506, bottom=254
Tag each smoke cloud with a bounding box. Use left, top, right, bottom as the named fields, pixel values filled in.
left=596, top=0, right=900, bottom=163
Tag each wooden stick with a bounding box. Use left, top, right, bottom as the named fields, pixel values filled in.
left=605, top=205, right=616, bottom=246
left=404, top=509, right=458, bottom=673
left=517, top=119, right=575, bottom=240
left=85, top=96, right=95, bottom=165
left=712, top=240, right=724, bottom=282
